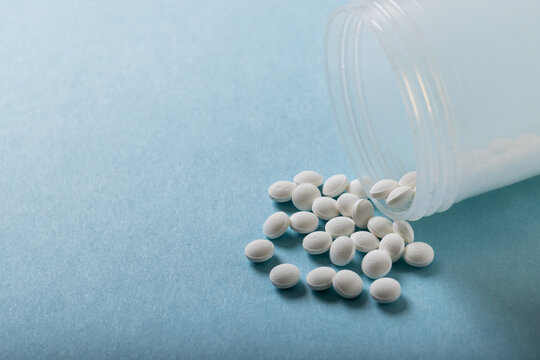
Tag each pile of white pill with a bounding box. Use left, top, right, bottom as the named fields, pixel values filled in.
left=244, top=170, right=434, bottom=304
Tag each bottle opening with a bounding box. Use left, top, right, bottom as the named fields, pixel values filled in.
left=325, top=2, right=457, bottom=220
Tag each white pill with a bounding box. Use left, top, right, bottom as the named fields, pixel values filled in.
left=263, top=212, right=290, bottom=239
left=336, top=193, right=359, bottom=217
left=306, top=267, right=336, bottom=291
left=361, top=249, right=392, bottom=279
left=244, top=239, right=275, bottom=262
left=346, top=179, right=367, bottom=198
left=350, top=231, right=379, bottom=252
left=292, top=183, right=321, bottom=211
left=379, top=233, right=405, bottom=262
left=325, top=216, right=355, bottom=238
left=333, top=270, right=363, bottom=299
left=294, top=170, right=323, bottom=186
left=403, top=242, right=434, bottom=267
left=367, top=216, right=393, bottom=238
left=399, top=171, right=417, bottom=188
left=351, top=199, right=374, bottom=228
left=302, top=231, right=332, bottom=254
left=269, top=264, right=300, bottom=289
left=312, top=197, right=340, bottom=220
left=370, top=278, right=401, bottom=303
left=386, top=186, right=414, bottom=208
left=329, top=236, right=356, bottom=266
left=322, top=174, right=349, bottom=198
left=290, top=211, right=319, bottom=234
left=369, top=179, right=398, bottom=199
left=393, top=220, right=414, bottom=244
left=268, top=180, right=296, bottom=202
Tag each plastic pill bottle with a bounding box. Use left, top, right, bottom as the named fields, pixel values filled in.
left=325, top=0, right=540, bottom=220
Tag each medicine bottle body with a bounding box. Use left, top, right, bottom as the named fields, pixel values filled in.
left=326, top=0, right=540, bottom=220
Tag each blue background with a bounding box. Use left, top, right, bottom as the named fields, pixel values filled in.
left=1, top=1, right=539, bottom=359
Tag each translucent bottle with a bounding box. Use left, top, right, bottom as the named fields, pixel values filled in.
left=325, top=0, right=540, bottom=220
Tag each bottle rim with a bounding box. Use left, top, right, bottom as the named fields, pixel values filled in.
left=324, top=0, right=458, bottom=220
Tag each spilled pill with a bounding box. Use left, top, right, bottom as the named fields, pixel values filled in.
left=306, top=267, right=336, bottom=291
left=393, top=220, right=414, bottom=244
left=270, top=264, right=300, bottom=289
left=268, top=180, right=296, bottom=202
left=333, top=270, right=363, bottom=299
left=369, top=179, right=398, bottom=199
left=370, top=278, right=401, bottom=303
left=350, top=231, right=379, bottom=252
left=292, top=183, right=321, bottom=211
left=361, top=249, right=392, bottom=279
left=399, top=171, right=417, bottom=188
left=263, top=212, right=290, bottom=239
left=302, top=231, right=332, bottom=255
left=290, top=211, right=319, bottom=234
left=347, top=179, right=367, bottom=198
left=367, top=216, right=393, bottom=238
left=379, top=233, right=405, bottom=262
left=312, top=197, right=340, bottom=220
left=294, top=170, right=323, bottom=186
left=403, top=242, right=434, bottom=267
left=244, top=239, right=274, bottom=262
left=322, top=174, right=348, bottom=198
left=386, top=186, right=413, bottom=208
left=325, top=216, right=355, bottom=238
left=329, top=236, right=356, bottom=266
left=336, top=193, right=359, bottom=217
left=351, top=199, right=374, bottom=228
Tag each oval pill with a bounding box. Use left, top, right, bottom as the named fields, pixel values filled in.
left=399, top=171, right=417, bottom=188
left=269, top=264, right=300, bottom=289
left=379, top=233, right=405, bottom=262
left=369, top=179, right=398, bottom=199
left=289, top=211, right=319, bottom=234
left=322, top=174, right=348, bottom=198
left=350, top=231, right=379, bottom=252
left=361, top=249, right=392, bottom=279
left=386, top=186, right=413, bottom=208
left=370, top=278, right=401, bottom=303
left=329, top=236, right=356, bottom=266
left=302, top=231, right=332, bottom=255
left=333, top=270, right=363, bottom=299
left=367, top=216, right=393, bottom=238
left=347, top=179, right=367, bottom=198
left=292, top=183, right=321, bottom=211
left=306, top=267, right=336, bottom=291
left=294, top=170, right=323, bottom=186
left=263, top=212, right=290, bottom=239
left=244, top=239, right=275, bottom=262
left=312, top=197, right=340, bottom=220
left=351, top=199, right=374, bottom=228
left=336, top=193, right=359, bottom=217
left=325, top=216, right=355, bottom=238
left=403, top=242, right=434, bottom=267
left=393, top=220, right=414, bottom=244
left=268, top=180, right=296, bottom=202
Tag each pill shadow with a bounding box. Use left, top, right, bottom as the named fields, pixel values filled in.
left=414, top=175, right=540, bottom=338
left=376, top=295, right=407, bottom=314
left=273, top=202, right=298, bottom=214
left=276, top=282, right=307, bottom=300
left=391, top=259, right=440, bottom=277
left=250, top=256, right=281, bottom=274
left=307, top=253, right=333, bottom=267
left=272, top=231, right=303, bottom=248
left=343, top=290, right=368, bottom=308
left=311, top=288, right=341, bottom=303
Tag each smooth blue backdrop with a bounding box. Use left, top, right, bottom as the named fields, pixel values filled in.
left=0, top=1, right=539, bottom=359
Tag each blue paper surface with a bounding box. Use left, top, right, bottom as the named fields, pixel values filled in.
left=0, top=1, right=539, bottom=359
